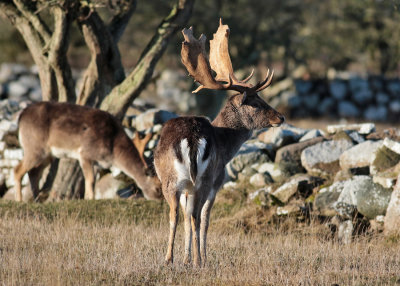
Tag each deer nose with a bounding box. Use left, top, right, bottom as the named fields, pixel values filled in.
left=271, top=114, right=285, bottom=127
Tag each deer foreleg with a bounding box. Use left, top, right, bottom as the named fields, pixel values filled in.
left=79, top=158, right=95, bottom=200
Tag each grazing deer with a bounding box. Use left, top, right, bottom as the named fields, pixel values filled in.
left=14, top=101, right=162, bottom=201
left=154, top=19, right=284, bottom=267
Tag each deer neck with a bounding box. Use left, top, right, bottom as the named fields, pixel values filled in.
left=112, top=133, right=162, bottom=200
left=211, top=101, right=252, bottom=164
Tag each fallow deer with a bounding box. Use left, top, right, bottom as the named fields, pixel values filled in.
left=154, top=19, right=284, bottom=267
left=14, top=101, right=162, bottom=201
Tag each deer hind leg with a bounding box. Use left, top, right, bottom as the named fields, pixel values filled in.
left=26, top=156, right=52, bottom=201
left=79, top=158, right=95, bottom=200
left=165, top=192, right=180, bottom=264
left=180, top=186, right=195, bottom=265
left=200, top=189, right=216, bottom=266
left=191, top=193, right=202, bottom=267
left=14, top=153, right=48, bottom=202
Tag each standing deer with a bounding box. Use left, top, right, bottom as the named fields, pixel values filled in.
left=14, top=102, right=162, bottom=201
left=154, top=19, right=284, bottom=267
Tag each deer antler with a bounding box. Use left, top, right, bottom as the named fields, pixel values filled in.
left=209, top=18, right=253, bottom=87
left=132, top=131, right=153, bottom=168
left=181, top=19, right=274, bottom=94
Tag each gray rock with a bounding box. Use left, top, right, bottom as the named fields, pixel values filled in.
left=134, top=109, right=178, bottom=131
left=295, top=80, right=313, bottom=95
left=275, top=136, right=324, bottom=170
left=334, top=175, right=392, bottom=219
left=349, top=77, right=369, bottom=93
left=226, top=142, right=272, bottom=180
left=376, top=92, right=390, bottom=105
left=0, top=63, right=28, bottom=83
left=329, top=79, right=348, bottom=100
left=249, top=173, right=273, bottom=187
left=347, top=131, right=365, bottom=144
left=301, top=140, right=354, bottom=176
left=280, top=91, right=302, bottom=108
left=339, top=140, right=383, bottom=170
left=364, top=105, right=388, bottom=121
left=384, top=177, right=400, bottom=235
left=257, top=124, right=307, bottom=149
left=299, top=129, right=323, bottom=142
left=315, top=181, right=346, bottom=216
left=248, top=187, right=272, bottom=206
left=271, top=174, right=316, bottom=203
left=382, top=137, right=400, bottom=155
left=3, top=149, right=23, bottom=160
left=389, top=100, right=400, bottom=113
left=387, top=79, right=400, bottom=97
left=0, top=120, right=18, bottom=133
left=18, top=74, right=40, bottom=89
left=303, top=93, right=320, bottom=110
left=8, top=81, right=29, bottom=98
left=352, top=89, right=373, bottom=105
left=338, top=101, right=360, bottom=118
left=370, top=143, right=400, bottom=175
left=29, top=87, right=42, bottom=101
left=95, top=173, right=130, bottom=200
left=327, top=123, right=376, bottom=135
left=319, top=97, right=336, bottom=114
left=257, top=162, right=284, bottom=182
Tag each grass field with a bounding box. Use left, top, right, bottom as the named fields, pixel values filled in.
left=0, top=194, right=400, bottom=286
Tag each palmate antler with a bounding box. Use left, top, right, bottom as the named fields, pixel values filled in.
left=181, top=19, right=273, bottom=94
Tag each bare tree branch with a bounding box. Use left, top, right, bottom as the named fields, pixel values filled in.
left=13, top=0, right=52, bottom=44
left=76, top=10, right=125, bottom=106
left=0, top=1, right=58, bottom=101
left=108, top=0, right=137, bottom=43
left=47, top=5, right=76, bottom=102
left=100, top=0, right=195, bottom=118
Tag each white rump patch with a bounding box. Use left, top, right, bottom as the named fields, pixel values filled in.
left=174, top=138, right=191, bottom=185
left=196, top=138, right=210, bottom=182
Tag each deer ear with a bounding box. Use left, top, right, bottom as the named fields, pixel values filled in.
left=239, top=91, right=247, bottom=106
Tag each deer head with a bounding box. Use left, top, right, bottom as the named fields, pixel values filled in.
left=181, top=19, right=284, bottom=129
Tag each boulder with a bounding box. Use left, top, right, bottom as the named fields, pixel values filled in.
left=370, top=142, right=400, bottom=175
left=275, top=136, right=324, bottom=171
left=339, top=140, right=383, bottom=170
left=338, top=101, right=360, bottom=118
left=299, top=129, right=324, bottom=142
left=327, top=123, right=375, bottom=135
left=134, top=109, right=178, bottom=131
left=226, top=142, right=272, bottom=180
left=384, top=176, right=400, bottom=235
left=364, top=105, right=388, bottom=121
left=301, top=140, right=354, bottom=176
left=95, top=173, right=130, bottom=200
left=319, top=97, right=335, bottom=115
left=249, top=173, right=273, bottom=187
left=334, top=176, right=392, bottom=219
left=329, top=79, right=348, bottom=100
left=271, top=174, right=319, bottom=203
left=314, top=181, right=346, bottom=216
left=352, top=89, right=373, bottom=105
left=256, top=162, right=285, bottom=182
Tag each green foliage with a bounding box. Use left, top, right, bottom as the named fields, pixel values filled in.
left=1, top=0, right=399, bottom=75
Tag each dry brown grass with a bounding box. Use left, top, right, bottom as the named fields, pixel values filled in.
left=0, top=199, right=399, bottom=286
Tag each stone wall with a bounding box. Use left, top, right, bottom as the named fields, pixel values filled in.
left=271, top=74, right=400, bottom=122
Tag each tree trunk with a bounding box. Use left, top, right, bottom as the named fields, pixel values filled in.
left=1, top=0, right=194, bottom=201
left=48, top=159, right=85, bottom=201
